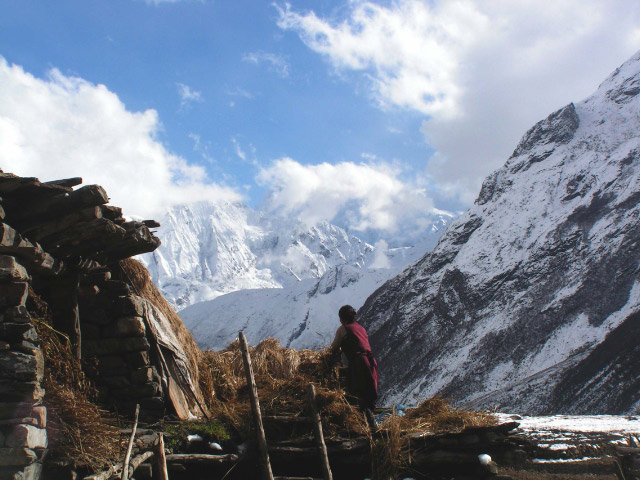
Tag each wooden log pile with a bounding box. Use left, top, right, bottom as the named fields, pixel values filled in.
left=614, top=434, right=640, bottom=479
left=265, top=422, right=524, bottom=480
left=0, top=173, right=159, bottom=265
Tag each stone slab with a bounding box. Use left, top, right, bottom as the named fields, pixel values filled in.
left=131, top=367, right=158, bottom=385
left=2, top=307, right=30, bottom=324
left=101, top=316, right=145, bottom=338
left=126, top=351, right=150, bottom=368
left=0, top=381, right=44, bottom=403
left=0, top=351, right=41, bottom=382
left=30, top=407, right=45, bottom=429
left=0, top=323, right=37, bottom=344
left=114, top=295, right=144, bottom=316
left=0, top=256, right=29, bottom=282
left=0, top=403, right=33, bottom=420
left=0, top=283, right=28, bottom=308
left=83, top=337, right=150, bottom=356
left=0, top=447, right=37, bottom=466
left=5, top=424, right=47, bottom=449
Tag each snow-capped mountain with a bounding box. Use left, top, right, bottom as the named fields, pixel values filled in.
left=358, top=51, right=640, bottom=414
left=138, top=201, right=373, bottom=309
left=177, top=219, right=453, bottom=352
left=180, top=264, right=396, bottom=351
left=178, top=223, right=452, bottom=352
left=138, top=200, right=453, bottom=316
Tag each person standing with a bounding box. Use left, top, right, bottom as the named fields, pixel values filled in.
left=330, top=305, right=379, bottom=429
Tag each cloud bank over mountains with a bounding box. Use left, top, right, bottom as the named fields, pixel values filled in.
left=258, top=157, right=434, bottom=234
left=277, top=0, right=640, bottom=203
left=0, top=57, right=431, bottom=236
left=0, top=59, right=240, bottom=219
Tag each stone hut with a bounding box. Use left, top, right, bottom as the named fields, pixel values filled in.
left=0, top=170, right=206, bottom=479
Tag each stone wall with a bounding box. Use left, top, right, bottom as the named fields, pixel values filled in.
left=0, top=255, right=47, bottom=480
left=79, top=277, right=165, bottom=419
left=0, top=171, right=205, bottom=477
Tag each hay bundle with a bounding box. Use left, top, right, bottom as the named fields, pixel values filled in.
left=198, top=338, right=368, bottom=439
left=372, top=397, right=497, bottom=479
left=118, top=258, right=203, bottom=384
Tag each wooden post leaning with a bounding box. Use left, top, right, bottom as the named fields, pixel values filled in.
left=155, top=432, right=169, bottom=480
left=307, top=384, right=333, bottom=480
left=239, top=332, right=274, bottom=480
left=121, top=403, right=140, bottom=480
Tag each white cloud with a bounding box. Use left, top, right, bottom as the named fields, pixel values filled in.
left=242, top=51, right=290, bottom=78
left=0, top=58, right=241, bottom=219
left=177, top=82, right=203, bottom=107
left=144, top=0, right=184, bottom=5
left=231, top=136, right=247, bottom=161
left=370, top=240, right=391, bottom=269
left=257, top=157, right=433, bottom=233
left=277, top=0, right=640, bottom=204
left=226, top=87, right=254, bottom=99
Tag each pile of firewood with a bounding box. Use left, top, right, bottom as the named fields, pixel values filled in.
left=0, top=172, right=159, bottom=273
left=615, top=434, right=640, bottom=480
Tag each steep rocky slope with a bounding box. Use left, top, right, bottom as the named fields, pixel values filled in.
left=358, top=51, right=640, bottom=414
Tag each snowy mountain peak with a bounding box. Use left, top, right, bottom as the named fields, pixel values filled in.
left=139, top=200, right=377, bottom=309
left=357, top=50, right=640, bottom=414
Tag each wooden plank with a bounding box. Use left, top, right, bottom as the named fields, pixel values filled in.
left=100, top=205, right=124, bottom=223
left=6, top=184, right=109, bottom=227
left=44, top=177, right=82, bottom=188
left=264, top=416, right=314, bottom=424
left=165, top=454, right=239, bottom=464
left=239, top=331, right=274, bottom=480
left=307, top=384, right=332, bottom=480
left=127, top=450, right=154, bottom=478
left=155, top=433, right=169, bottom=480
left=40, top=218, right=126, bottom=252
left=0, top=174, right=72, bottom=197
left=615, top=445, right=640, bottom=455
left=121, top=404, right=140, bottom=480
left=21, top=206, right=102, bottom=241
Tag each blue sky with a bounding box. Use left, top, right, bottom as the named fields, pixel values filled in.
left=1, top=0, right=640, bottom=243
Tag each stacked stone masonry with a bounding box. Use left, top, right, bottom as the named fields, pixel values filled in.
left=80, top=286, right=165, bottom=418
left=0, top=255, right=47, bottom=480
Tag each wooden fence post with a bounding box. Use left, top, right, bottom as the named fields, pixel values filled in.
left=307, top=384, right=333, bottom=480
left=155, top=432, right=169, bottom=480
left=239, top=332, right=274, bottom=480
left=121, top=404, right=140, bottom=480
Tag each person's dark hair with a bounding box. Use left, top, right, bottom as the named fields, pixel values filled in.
left=338, top=305, right=357, bottom=324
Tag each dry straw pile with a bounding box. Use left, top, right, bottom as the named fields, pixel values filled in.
left=197, top=338, right=496, bottom=444
left=198, top=338, right=369, bottom=439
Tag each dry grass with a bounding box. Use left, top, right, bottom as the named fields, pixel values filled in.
left=118, top=258, right=208, bottom=413
left=119, top=258, right=202, bottom=379
left=372, top=398, right=498, bottom=479
left=198, top=338, right=368, bottom=440
left=28, top=289, right=124, bottom=472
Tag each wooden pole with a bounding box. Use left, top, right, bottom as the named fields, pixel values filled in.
left=121, top=404, right=140, bottom=480
left=155, top=432, right=169, bottom=480
left=307, top=384, right=333, bottom=480
left=239, top=332, right=274, bottom=480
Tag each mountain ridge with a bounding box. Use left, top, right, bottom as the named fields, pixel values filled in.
left=357, top=50, right=640, bottom=414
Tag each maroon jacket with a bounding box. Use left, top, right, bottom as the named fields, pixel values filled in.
left=339, top=321, right=378, bottom=410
